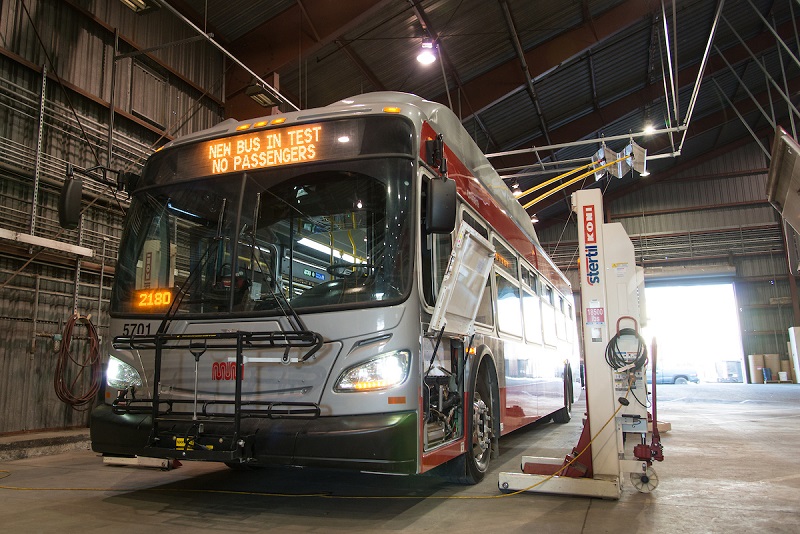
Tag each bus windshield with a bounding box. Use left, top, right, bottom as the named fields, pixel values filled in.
left=111, top=156, right=414, bottom=317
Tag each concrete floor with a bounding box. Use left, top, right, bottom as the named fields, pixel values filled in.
left=1, top=384, right=798, bottom=533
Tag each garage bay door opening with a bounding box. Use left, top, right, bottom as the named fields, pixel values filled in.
left=641, top=283, right=745, bottom=384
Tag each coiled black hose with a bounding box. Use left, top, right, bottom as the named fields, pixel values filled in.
left=605, top=327, right=648, bottom=372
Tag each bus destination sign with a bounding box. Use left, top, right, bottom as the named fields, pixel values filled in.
left=207, top=124, right=325, bottom=175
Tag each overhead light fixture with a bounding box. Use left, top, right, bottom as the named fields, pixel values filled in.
left=246, top=84, right=279, bottom=108
left=643, top=124, right=656, bottom=135
left=640, top=170, right=651, bottom=177
left=417, top=39, right=436, bottom=65
left=530, top=214, right=539, bottom=223
left=119, top=0, right=160, bottom=14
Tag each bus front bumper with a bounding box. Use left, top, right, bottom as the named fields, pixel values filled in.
left=90, top=404, right=418, bottom=474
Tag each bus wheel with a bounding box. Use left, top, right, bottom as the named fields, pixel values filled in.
left=552, top=366, right=573, bottom=424
left=465, top=363, right=494, bottom=483
left=438, top=360, right=495, bottom=484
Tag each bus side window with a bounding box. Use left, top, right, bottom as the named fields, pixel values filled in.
left=522, top=287, right=543, bottom=344
left=543, top=284, right=553, bottom=305
left=496, top=272, right=522, bottom=337
left=462, top=209, right=489, bottom=240
left=556, top=295, right=567, bottom=340
left=566, top=303, right=574, bottom=342
left=475, top=275, right=494, bottom=326
left=542, top=283, right=557, bottom=346
left=521, top=267, right=538, bottom=295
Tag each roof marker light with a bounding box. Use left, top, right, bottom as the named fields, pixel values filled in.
left=236, top=124, right=251, bottom=131
left=254, top=120, right=268, bottom=128
left=271, top=117, right=287, bottom=125
left=383, top=107, right=401, bottom=114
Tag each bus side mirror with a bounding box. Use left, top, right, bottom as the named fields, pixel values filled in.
left=58, top=165, right=82, bottom=230
left=426, top=177, right=456, bottom=234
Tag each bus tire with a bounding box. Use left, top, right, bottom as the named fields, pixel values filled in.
left=439, top=356, right=497, bottom=485
left=463, top=357, right=496, bottom=484
left=552, top=365, right=573, bottom=424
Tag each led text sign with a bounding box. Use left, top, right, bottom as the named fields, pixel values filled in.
left=133, top=288, right=173, bottom=309
left=206, top=125, right=324, bottom=175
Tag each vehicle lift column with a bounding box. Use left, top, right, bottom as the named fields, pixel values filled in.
left=498, top=188, right=662, bottom=499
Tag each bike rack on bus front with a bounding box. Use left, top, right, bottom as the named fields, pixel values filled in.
left=111, top=330, right=323, bottom=461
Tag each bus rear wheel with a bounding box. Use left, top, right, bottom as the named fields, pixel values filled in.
left=552, top=365, right=573, bottom=424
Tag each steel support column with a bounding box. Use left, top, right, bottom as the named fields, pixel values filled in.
left=30, top=64, right=46, bottom=236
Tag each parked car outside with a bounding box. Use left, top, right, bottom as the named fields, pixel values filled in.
left=646, top=367, right=700, bottom=384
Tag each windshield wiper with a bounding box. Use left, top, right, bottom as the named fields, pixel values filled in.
left=154, top=238, right=217, bottom=335
left=155, top=198, right=228, bottom=335
left=244, top=192, right=322, bottom=361
left=245, top=219, right=313, bottom=337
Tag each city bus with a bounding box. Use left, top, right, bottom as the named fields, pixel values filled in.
left=70, top=91, right=580, bottom=483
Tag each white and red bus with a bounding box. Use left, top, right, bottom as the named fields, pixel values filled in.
left=82, top=92, right=580, bottom=483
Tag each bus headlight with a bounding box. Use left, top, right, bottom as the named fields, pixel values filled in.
left=334, top=350, right=410, bottom=392
left=107, top=356, right=142, bottom=390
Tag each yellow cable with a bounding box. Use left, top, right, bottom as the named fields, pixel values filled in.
left=522, top=155, right=627, bottom=210
left=514, top=161, right=595, bottom=199
left=497, top=376, right=634, bottom=496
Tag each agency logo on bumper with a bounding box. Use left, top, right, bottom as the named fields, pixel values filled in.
left=211, top=361, right=243, bottom=381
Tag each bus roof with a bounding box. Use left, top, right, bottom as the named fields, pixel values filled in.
left=329, top=92, right=540, bottom=248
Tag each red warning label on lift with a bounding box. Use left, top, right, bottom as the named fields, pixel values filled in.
left=585, top=306, right=605, bottom=324
left=583, top=205, right=596, bottom=244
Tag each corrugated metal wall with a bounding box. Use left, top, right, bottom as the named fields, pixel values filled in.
left=0, top=0, right=224, bottom=434
left=538, top=142, right=795, bottom=372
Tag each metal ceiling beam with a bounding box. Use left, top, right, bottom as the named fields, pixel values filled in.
left=714, top=44, right=775, bottom=130
left=433, top=0, right=661, bottom=121
left=587, top=51, right=601, bottom=116
left=492, top=16, right=799, bottom=172
left=297, top=0, right=323, bottom=43
left=159, top=0, right=297, bottom=111
left=711, top=78, right=770, bottom=159
left=602, top=127, right=775, bottom=209
left=335, top=39, right=386, bottom=91
left=220, top=0, right=390, bottom=118
left=678, top=0, right=725, bottom=154
left=721, top=15, right=800, bottom=126
left=646, top=73, right=800, bottom=159
left=408, top=0, right=500, bottom=150
left=166, top=0, right=228, bottom=44
left=532, top=74, right=800, bottom=224
left=499, top=0, right=552, bottom=146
